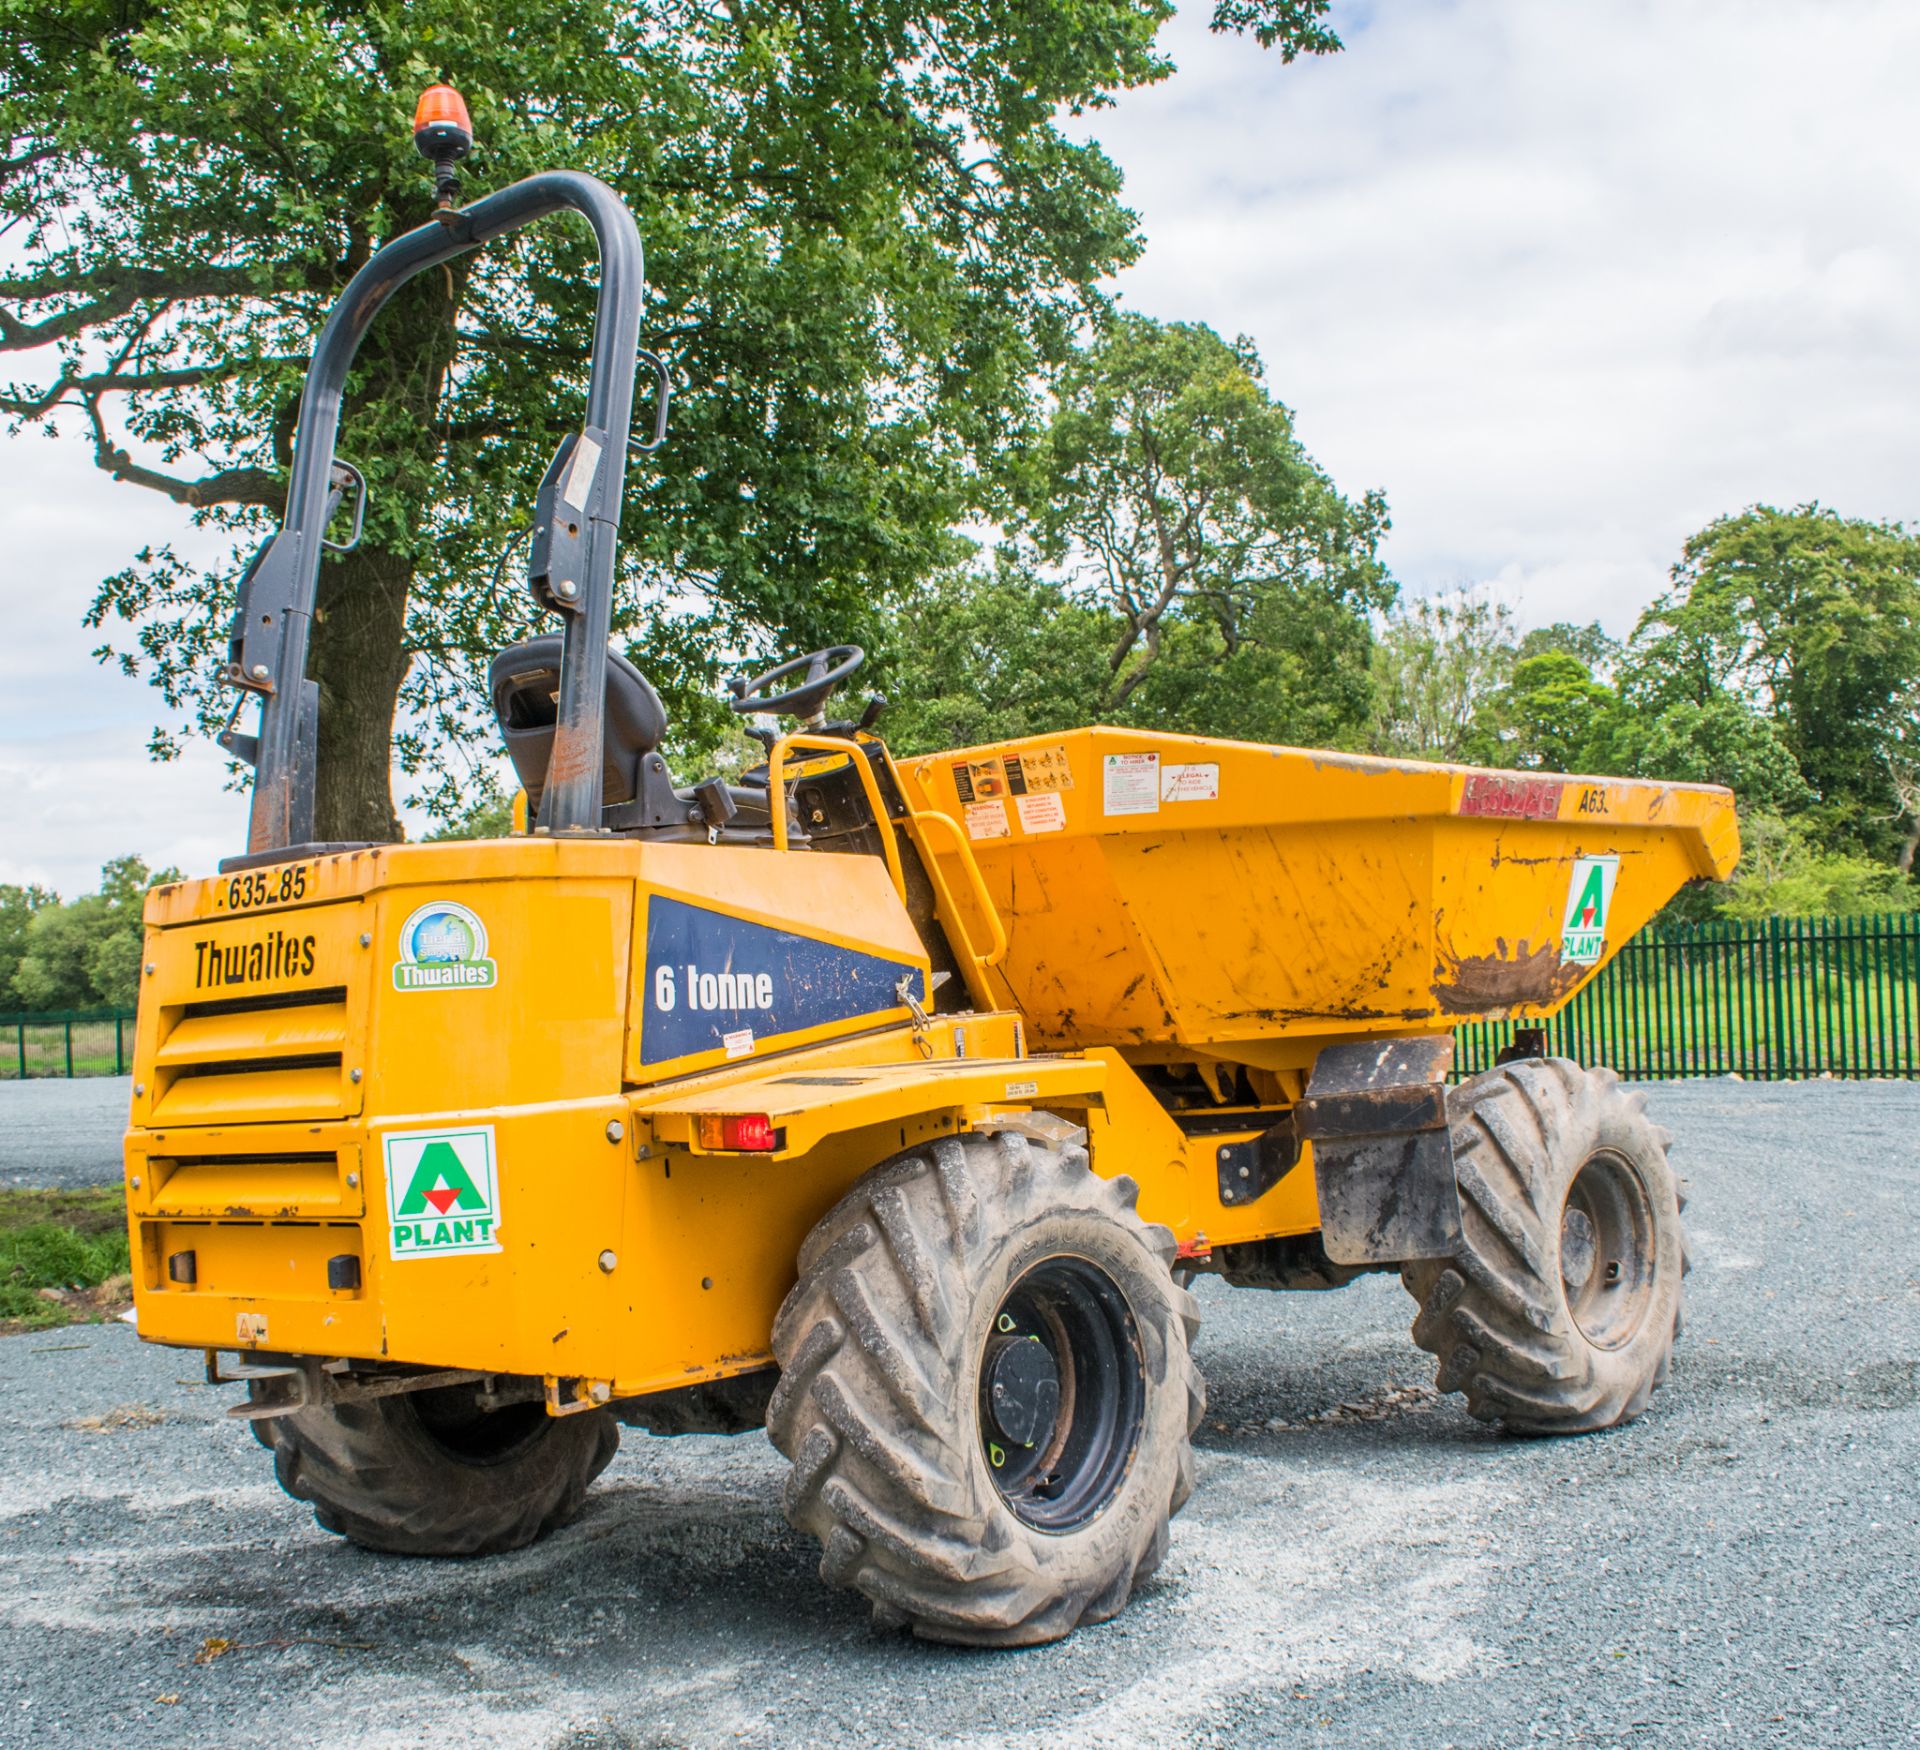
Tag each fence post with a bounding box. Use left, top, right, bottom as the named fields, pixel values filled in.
left=64, top=1016, right=73, bottom=1078
left=115, top=1012, right=125, bottom=1076
left=13, top=1020, right=21, bottom=1081
left=1766, top=918, right=1786, bottom=1082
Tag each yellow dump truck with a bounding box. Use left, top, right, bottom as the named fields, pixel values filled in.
left=123, top=101, right=1738, bottom=1646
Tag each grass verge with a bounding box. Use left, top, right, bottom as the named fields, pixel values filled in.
left=0, top=1188, right=131, bottom=1333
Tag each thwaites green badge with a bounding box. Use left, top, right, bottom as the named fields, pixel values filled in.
left=1560, top=856, right=1620, bottom=965
left=385, top=1126, right=503, bottom=1258
left=393, top=900, right=497, bottom=992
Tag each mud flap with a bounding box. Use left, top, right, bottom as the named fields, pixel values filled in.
left=1296, top=1036, right=1463, bottom=1266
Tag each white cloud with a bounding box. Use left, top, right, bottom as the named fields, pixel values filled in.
left=5, top=0, right=1919, bottom=886
left=1077, top=0, right=1920, bottom=628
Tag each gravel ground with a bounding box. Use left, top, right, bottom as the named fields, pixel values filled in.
left=1, top=1079, right=1917, bottom=1749
left=0, top=1077, right=131, bottom=1190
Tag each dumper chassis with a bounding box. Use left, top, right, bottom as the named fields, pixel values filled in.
left=122, top=94, right=1736, bottom=1646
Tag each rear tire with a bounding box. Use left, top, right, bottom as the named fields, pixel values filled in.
left=1402, top=1059, right=1687, bottom=1434
left=256, top=1380, right=618, bottom=1555
left=768, top=1129, right=1204, bottom=1646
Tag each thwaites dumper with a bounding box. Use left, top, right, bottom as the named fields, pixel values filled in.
left=125, top=94, right=1739, bottom=1646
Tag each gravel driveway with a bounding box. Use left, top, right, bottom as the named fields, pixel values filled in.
left=0, top=1077, right=130, bottom=1189
left=2, top=1079, right=1917, bottom=1748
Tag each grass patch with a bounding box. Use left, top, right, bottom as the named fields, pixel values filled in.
left=0, top=1188, right=130, bottom=1331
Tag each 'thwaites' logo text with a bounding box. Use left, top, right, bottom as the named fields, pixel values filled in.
left=193, top=928, right=317, bottom=989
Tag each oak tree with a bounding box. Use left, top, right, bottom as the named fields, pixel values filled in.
left=2, top=0, right=1340, bottom=838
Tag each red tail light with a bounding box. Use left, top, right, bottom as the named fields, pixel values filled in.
left=697, top=1113, right=781, bottom=1152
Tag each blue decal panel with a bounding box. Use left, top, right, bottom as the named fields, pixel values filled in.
left=641, top=895, right=921, bottom=1065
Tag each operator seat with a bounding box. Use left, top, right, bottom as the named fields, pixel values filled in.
left=489, top=635, right=774, bottom=835
left=490, top=635, right=665, bottom=815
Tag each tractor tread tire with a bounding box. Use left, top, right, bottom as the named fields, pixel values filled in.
left=257, top=1386, right=618, bottom=1556
left=1402, top=1058, right=1688, bottom=1435
left=768, top=1129, right=1204, bottom=1647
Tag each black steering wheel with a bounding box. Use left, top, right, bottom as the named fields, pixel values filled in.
left=728, top=644, right=865, bottom=723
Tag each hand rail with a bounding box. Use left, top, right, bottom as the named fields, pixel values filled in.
left=901, top=806, right=1009, bottom=970
left=767, top=734, right=908, bottom=902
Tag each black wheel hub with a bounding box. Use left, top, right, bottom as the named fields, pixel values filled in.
left=986, top=1332, right=1061, bottom=1452
left=978, top=1256, right=1145, bottom=1533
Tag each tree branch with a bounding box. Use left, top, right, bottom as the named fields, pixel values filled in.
left=0, top=263, right=300, bottom=353
left=83, top=396, right=283, bottom=511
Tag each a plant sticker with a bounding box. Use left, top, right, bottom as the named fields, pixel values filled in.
left=393, top=900, right=497, bottom=991
left=385, top=1126, right=503, bottom=1259
left=1560, top=856, right=1620, bottom=965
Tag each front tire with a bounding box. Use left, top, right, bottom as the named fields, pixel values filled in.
left=256, top=1380, right=618, bottom=1555
left=768, top=1129, right=1205, bottom=1646
left=1402, top=1059, right=1687, bottom=1434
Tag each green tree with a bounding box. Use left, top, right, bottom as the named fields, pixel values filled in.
left=1715, top=812, right=1914, bottom=920
left=1010, top=314, right=1392, bottom=743
left=1626, top=505, right=1920, bottom=848
left=3, top=0, right=1342, bottom=841
left=0, top=884, right=55, bottom=1010
left=1599, top=695, right=1811, bottom=817
left=1474, top=651, right=1619, bottom=773
left=1515, top=619, right=1621, bottom=680
left=1367, top=588, right=1515, bottom=761
left=877, top=561, right=1114, bottom=755
left=8, top=858, right=177, bottom=1012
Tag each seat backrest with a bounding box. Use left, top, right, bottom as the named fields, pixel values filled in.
left=489, top=635, right=667, bottom=813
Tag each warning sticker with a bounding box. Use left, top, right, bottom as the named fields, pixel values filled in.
left=952, top=759, right=1009, bottom=803
left=1009, top=745, right=1075, bottom=794
left=964, top=799, right=1012, bottom=840
left=1161, top=762, right=1219, bottom=802
left=722, top=1027, right=755, bottom=1059
left=1015, top=792, right=1066, bottom=834
left=1103, top=752, right=1160, bottom=816
left=1560, top=855, right=1620, bottom=965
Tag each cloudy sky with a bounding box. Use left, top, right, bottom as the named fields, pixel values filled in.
left=5, top=0, right=1919, bottom=893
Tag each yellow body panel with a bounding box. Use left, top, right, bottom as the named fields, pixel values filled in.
left=900, top=728, right=1737, bottom=1065
left=126, top=729, right=1737, bottom=1398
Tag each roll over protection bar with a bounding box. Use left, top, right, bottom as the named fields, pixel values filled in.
left=223, top=171, right=647, bottom=858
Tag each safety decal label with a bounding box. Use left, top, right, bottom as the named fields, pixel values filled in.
left=641, top=896, right=922, bottom=1064
left=953, top=746, right=1076, bottom=803
left=1103, top=752, right=1160, bottom=816
left=965, top=799, right=1012, bottom=840
left=561, top=432, right=602, bottom=511
left=1161, top=762, right=1219, bottom=803
left=1008, top=745, right=1075, bottom=793
left=1015, top=792, right=1066, bottom=834
left=952, top=759, right=1010, bottom=802
left=386, top=1126, right=503, bottom=1260
left=393, top=900, right=497, bottom=992
left=1560, top=855, right=1619, bottom=965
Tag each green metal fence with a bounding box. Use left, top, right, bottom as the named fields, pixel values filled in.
left=0, top=1009, right=139, bottom=1080
left=1455, top=914, right=1920, bottom=1081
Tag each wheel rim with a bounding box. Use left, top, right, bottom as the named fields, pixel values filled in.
left=978, top=1256, right=1145, bottom=1533
left=1560, top=1150, right=1657, bottom=1350
left=411, top=1384, right=549, bottom=1465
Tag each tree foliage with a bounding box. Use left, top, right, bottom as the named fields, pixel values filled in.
left=1, top=859, right=178, bottom=1013
left=1627, top=505, right=1920, bottom=847
left=2, top=0, right=1342, bottom=838
left=1368, top=588, right=1515, bottom=762
left=882, top=315, right=1392, bottom=754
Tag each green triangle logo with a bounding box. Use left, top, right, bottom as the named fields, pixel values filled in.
left=1570, top=862, right=1607, bottom=931
left=395, top=1140, right=487, bottom=1217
